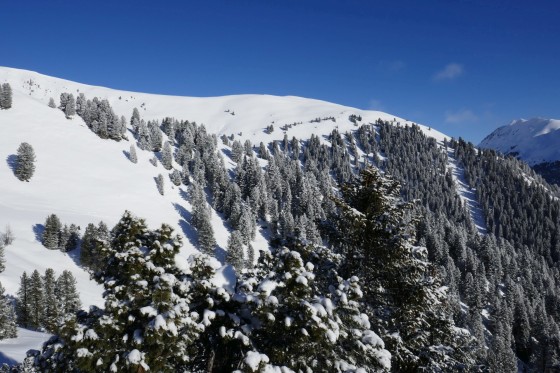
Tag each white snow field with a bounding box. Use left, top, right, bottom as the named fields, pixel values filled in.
left=0, top=66, right=450, bottom=363
left=479, top=117, right=560, bottom=166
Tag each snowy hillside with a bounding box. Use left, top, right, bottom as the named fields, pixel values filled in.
left=479, top=117, right=560, bottom=166
left=0, top=66, right=452, bottom=361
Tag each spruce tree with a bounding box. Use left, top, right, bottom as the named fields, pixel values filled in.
left=226, top=230, right=244, bottom=271
left=42, top=268, right=59, bottom=332
left=48, top=97, right=56, bottom=108
left=129, top=144, right=138, bottom=164
left=80, top=223, right=97, bottom=268
left=331, top=167, right=477, bottom=371
left=16, top=272, right=30, bottom=328
left=28, top=270, right=44, bottom=330
left=0, top=241, right=5, bottom=273
left=56, top=270, right=81, bottom=316
left=161, top=141, right=173, bottom=170
left=35, top=212, right=200, bottom=372
left=42, top=214, right=61, bottom=249
left=155, top=173, right=165, bottom=195
left=0, top=83, right=12, bottom=109
left=0, top=281, right=17, bottom=340
left=14, top=142, right=36, bottom=182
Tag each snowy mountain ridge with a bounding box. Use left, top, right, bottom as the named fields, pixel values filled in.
left=479, top=117, right=560, bottom=166
left=0, top=66, right=450, bottom=362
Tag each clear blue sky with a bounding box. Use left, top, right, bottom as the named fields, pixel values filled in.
left=1, top=0, right=559, bottom=143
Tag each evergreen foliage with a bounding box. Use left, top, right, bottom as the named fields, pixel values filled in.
left=48, top=97, right=56, bottom=108
left=42, top=214, right=61, bottom=250
left=0, top=281, right=17, bottom=340
left=129, top=144, right=138, bottom=164
left=14, top=142, right=36, bottom=182
left=226, top=230, right=244, bottom=271
left=161, top=141, right=173, bottom=170
left=155, top=173, right=165, bottom=195
left=0, top=83, right=13, bottom=109
left=329, top=167, right=478, bottom=371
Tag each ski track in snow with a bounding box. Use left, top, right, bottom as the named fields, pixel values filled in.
left=446, top=148, right=487, bottom=234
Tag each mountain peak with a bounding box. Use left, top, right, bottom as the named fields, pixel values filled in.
left=479, top=117, right=560, bottom=166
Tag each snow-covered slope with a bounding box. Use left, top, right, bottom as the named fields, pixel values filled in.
left=0, top=66, right=452, bottom=361
left=479, top=118, right=560, bottom=166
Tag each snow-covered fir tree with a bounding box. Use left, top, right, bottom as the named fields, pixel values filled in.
left=14, top=142, right=36, bottom=182
left=0, top=281, right=17, bottom=340
left=155, top=173, right=165, bottom=195
left=129, top=144, right=138, bottom=164
left=42, top=214, right=61, bottom=250
left=226, top=230, right=244, bottom=271
left=0, top=83, right=12, bottom=109
left=161, top=141, right=173, bottom=170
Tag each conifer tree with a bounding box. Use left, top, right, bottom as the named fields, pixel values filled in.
left=14, top=142, right=36, bottom=182
left=155, top=173, right=165, bottom=195
left=42, top=268, right=59, bottom=332
left=80, top=223, right=98, bottom=269
left=226, top=230, right=244, bottom=271
left=56, top=270, right=81, bottom=316
left=0, top=241, right=5, bottom=273
left=16, top=272, right=30, bottom=328
left=35, top=212, right=200, bottom=372
left=170, top=169, right=182, bottom=186
left=27, top=270, right=44, bottom=330
left=330, top=167, right=477, bottom=372
left=162, top=141, right=173, bottom=170
left=0, top=281, right=16, bottom=340
left=0, top=83, right=12, bottom=109
left=129, top=144, right=138, bottom=164
left=190, top=183, right=216, bottom=254
left=48, top=97, right=56, bottom=108
left=42, top=214, right=61, bottom=249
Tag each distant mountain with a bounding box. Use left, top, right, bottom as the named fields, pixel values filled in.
left=479, top=117, right=560, bottom=184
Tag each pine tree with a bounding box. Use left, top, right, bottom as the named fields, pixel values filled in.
left=56, top=270, right=81, bottom=316
left=14, top=142, right=36, bottom=182
left=65, top=224, right=80, bottom=252
left=190, top=183, right=216, bottom=254
left=48, top=97, right=56, bottom=108
left=226, top=230, right=244, bottom=271
left=42, top=268, right=59, bottom=332
left=155, top=173, right=165, bottom=195
left=35, top=212, right=201, bottom=372
left=16, top=272, right=30, bottom=328
left=129, top=144, right=138, bottom=164
left=161, top=141, right=173, bottom=170
left=27, top=270, right=44, bottom=330
left=169, top=169, right=182, bottom=186
left=42, top=214, right=61, bottom=249
left=0, top=281, right=17, bottom=340
left=148, top=120, right=162, bottom=152
left=0, top=83, right=12, bottom=109
left=0, top=243, right=4, bottom=273
left=330, top=167, right=477, bottom=371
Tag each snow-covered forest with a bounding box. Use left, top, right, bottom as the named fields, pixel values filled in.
left=1, top=67, right=560, bottom=372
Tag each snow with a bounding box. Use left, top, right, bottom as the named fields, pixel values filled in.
left=126, top=349, right=143, bottom=364
left=0, top=328, right=51, bottom=366
left=446, top=148, right=487, bottom=234
left=479, top=117, right=560, bottom=166
left=244, top=351, right=270, bottom=371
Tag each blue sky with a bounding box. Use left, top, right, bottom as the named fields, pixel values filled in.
left=1, top=0, right=559, bottom=143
